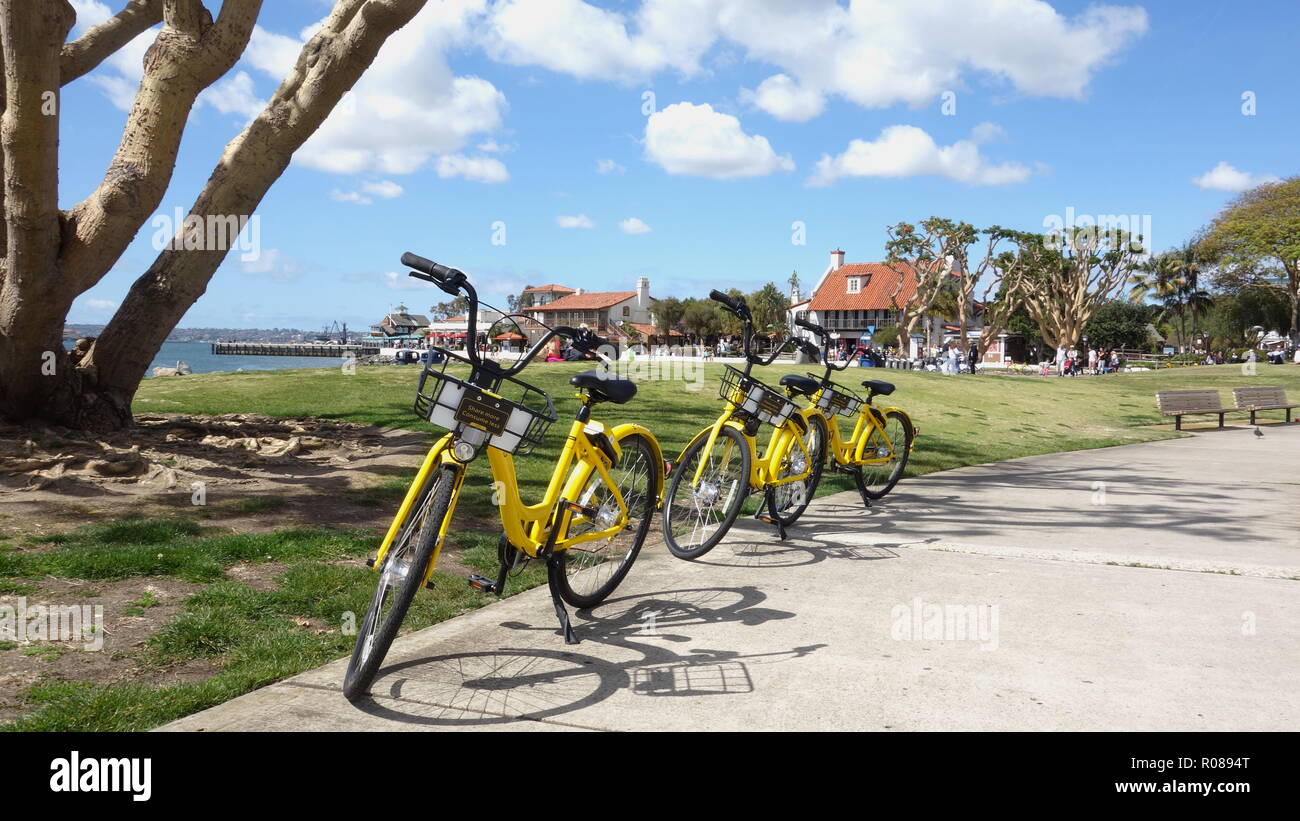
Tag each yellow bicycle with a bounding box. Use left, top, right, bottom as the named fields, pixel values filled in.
left=794, top=318, right=915, bottom=506
left=343, top=252, right=664, bottom=702
left=660, top=290, right=828, bottom=558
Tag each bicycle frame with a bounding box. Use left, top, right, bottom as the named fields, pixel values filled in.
left=686, top=405, right=814, bottom=491
left=373, top=401, right=662, bottom=587
left=815, top=392, right=911, bottom=467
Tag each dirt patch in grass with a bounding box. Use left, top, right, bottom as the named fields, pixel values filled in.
left=0, top=413, right=430, bottom=539
left=0, top=576, right=210, bottom=726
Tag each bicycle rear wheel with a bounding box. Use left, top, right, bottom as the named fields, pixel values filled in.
left=855, top=410, right=913, bottom=500
left=554, top=432, right=661, bottom=608
left=662, top=425, right=751, bottom=560
left=343, top=464, right=457, bottom=702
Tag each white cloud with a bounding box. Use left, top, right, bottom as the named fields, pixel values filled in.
left=740, top=73, right=824, bottom=122
left=198, top=71, right=265, bottom=119
left=476, top=139, right=513, bottom=153
left=436, top=154, right=510, bottom=184
left=288, top=2, right=509, bottom=175
left=809, top=125, right=1032, bottom=187
left=329, top=180, right=403, bottom=205
left=644, top=102, right=793, bottom=179
left=83, top=298, right=119, bottom=312
left=330, top=189, right=372, bottom=205
left=557, top=214, right=596, bottom=229
left=240, top=249, right=306, bottom=282
left=596, top=158, right=626, bottom=175
left=1192, top=161, right=1281, bottom=193
left=970, top=121, right=1007, bottom=144
left=482, top=0, right=1146, bottom=117
left=362, top=180, right=405, bottom=199
left=245, top=25, right=303, bottom=79
left=619, top=217, right=652, bottom=234
left=482, top=0, right=716, bottom=82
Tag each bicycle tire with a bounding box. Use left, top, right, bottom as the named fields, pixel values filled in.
left=661, top=424, right=751, bottom=560
left=343, top=464, right=457, bottom=702
left=854, top=410, right=913, bottom=501
left=553, top=432, right=662, bottom=608
left=773, top=412, right=828, bottom=526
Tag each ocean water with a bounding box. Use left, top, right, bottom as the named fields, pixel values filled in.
left=144, top=341, right=341, bottom=376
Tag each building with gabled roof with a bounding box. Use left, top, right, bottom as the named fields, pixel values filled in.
left=525, top=277, right=657, bottom=342
left=789, top=249, right=1017, bottom=361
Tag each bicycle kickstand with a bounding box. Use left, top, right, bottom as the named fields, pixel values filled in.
left=540, top=506, right=579, bottom=645
left=853, top=468, right=872, bottom=509
left=545, top=556, right=578, bottom=645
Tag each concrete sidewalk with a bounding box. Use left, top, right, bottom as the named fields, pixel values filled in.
left=161, top=425, right=1299, bottom=732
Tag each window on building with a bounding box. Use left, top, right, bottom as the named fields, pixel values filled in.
left=623, top=305, right=630, bottom=317
left=846, top=277, right=860, bottom=294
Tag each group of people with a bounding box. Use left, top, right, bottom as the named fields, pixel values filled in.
left=1050, top=345, right=1125, bottom=377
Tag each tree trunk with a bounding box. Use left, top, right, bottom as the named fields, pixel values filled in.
left=2, top=0, right=426, bottom=431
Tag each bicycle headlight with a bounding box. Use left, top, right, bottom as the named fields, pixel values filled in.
left=452, top=440, right=477, bottom=462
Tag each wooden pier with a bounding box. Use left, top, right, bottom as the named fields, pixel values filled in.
left=210, top=342, right=382, bottom=358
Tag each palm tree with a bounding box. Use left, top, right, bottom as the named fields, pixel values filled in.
left=1130, top=251, right=1189, bottom=349
left=1176, top=241, right=1206, bottom=337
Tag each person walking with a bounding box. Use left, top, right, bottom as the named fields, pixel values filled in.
left=1056, top=344, right=1067, bottom=377
left=967, top=343, right=979, bottom=375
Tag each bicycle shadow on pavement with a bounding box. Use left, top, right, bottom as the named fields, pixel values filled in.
left=691, top=504, right=906, bottom=568
left=349, top=585, right=824, bottom=728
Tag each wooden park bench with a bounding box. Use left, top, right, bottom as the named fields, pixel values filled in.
left=1232, top=386, right=1300, bottom=425
left=1155, top=389, right=1233, bottom=430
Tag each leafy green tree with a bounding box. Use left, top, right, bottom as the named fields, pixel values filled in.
left=1202, top=286, right=1291, bottom=348
left=681, top=298, right=723, bottom=339
left=748, top=283, right=788, bottom=338
left=1200, top=177, right=1300, bottom=337
left=653, top=296, right=686, bottom=337
left=1085, top=301, right=1154, bottom=350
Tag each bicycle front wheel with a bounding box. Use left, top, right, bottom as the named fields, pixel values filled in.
left=554, top=432, right=662, bottom=608
left=343, top=464, right=457, bottom=702
left=855, top=410, right=913, bottom=500
left=662, top=424, right=751, bottom=560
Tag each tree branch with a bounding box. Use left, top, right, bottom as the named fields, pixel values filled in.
left=57, top=0, right=262, bottom=293
left=60, top=0, right=163, bottom=85
left=88, top=0, right=426, bottom=394
left=162, top=0, right=209, bottom=37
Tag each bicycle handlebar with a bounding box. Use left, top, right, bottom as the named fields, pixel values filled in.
left=796, top=317, right=826, bottom=337
left=402, top=251, right=605, bottom=382
left=792, top=317, right=851, bottom=374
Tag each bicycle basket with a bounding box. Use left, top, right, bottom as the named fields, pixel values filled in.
left=809, top=375, right=863, bottom=419
left=413, top=348, right=557, bottom=455
left=718, top=364, right=796, bottom=428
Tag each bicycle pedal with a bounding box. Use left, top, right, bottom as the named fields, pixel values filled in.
left=466, top=574, right=499, bottom=594
left=562, top=499, right=598, bottom=519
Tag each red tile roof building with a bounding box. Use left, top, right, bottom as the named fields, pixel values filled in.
left=522, top=278, right=657, bottom=340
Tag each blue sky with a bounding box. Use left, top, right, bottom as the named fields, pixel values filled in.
left=61, top=0, right=1299, bottom=330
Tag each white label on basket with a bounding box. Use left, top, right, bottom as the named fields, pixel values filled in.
left=430, top=380, right=465, bottom=430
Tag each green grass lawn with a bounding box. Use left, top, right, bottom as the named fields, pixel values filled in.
left=134, top=357, right=1300, bottom=487
left=4, top=358, right=1296, bottom=730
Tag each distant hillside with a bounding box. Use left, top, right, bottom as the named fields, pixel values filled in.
left=64, top=324, right=312, bottom=343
